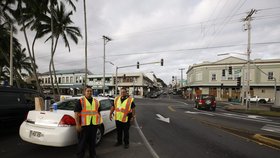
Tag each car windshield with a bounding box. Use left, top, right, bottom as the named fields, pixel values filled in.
left=201, top=95, right=214, bottom=99
left=57, top=99, right=78, bottom=110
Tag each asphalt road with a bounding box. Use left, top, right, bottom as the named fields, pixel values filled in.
left=1, top=95, right=279, bottom=158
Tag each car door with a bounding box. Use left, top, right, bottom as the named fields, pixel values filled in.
left=99, top=99, right=114, bottom=133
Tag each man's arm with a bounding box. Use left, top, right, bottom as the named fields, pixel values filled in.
left=75, top=112, right=81, bottom=132
left=109, top=106, right=115, bottom=121
left=74, top=100, right=82, bottom=132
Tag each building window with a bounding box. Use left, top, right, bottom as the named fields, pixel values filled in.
left=261, top=89, right=265, bottom=93
left=58, top=77, right=61, bottom=83
left=211, top=74, right=216, bottom=81
left=66, top=77, right=69, bottom=83
left=268, top=72, right=273, bottom=80
left=70, top=77, right=73, bottom=83
left=48, top=77, right=50, bottom=83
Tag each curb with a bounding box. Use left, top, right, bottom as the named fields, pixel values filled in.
left=253, top=134, right=280, bottom=148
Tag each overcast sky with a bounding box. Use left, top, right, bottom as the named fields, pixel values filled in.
left=16, top=0, right=280, bottom=84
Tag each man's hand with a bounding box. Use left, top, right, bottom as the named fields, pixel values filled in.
left=109, top=114, right=113, bottom=121
left=130, top=116, right=135, bottom=123
left=76, top=125, right=82, bottom=132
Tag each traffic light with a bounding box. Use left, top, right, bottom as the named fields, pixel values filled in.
left=237, top=77, right=241, bottom=87
left=222, top=69, right=225, bottom=76
left=229, top=66, right=232, bottom=75
left=221, top=83, right=224, bottom=89
left=172, top=76, right=174, bottom=81
left=137, top=62, right=139, bottom=69
left=160, top=59, right=164, bottom=66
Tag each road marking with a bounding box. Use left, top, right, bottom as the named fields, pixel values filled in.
left=134, top=119, right=160, bottom=158
left=185, top=111, right=214, bottom=116
left=168, top=105, right=176, bottom=112
left=261, top=124, right=280, bottom=134
left=156, top=114, right=170, bottom=123
left=185, top=111, right=199, bottom=114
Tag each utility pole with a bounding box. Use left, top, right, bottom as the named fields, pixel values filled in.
left=9, top=24, right=13, bottom=86
left=83, top=0, right=88, bottom=87
left=102, top=35, right=111, bottom=96
left=115, top=66, right=118, bottom=96
left=243, top=9, right=256, bottom=110
left=179, top=68, right=185, bottom=88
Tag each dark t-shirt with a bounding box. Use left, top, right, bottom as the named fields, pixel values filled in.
left=74, top=97, right=101, bottom=113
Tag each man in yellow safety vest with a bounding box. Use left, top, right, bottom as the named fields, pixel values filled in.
left=75, top=86, right=102, bottom=158
left=110, top=87, right=136, bottom=149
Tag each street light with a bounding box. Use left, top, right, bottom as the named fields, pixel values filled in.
left=178, top=68, right=185, bottom=88
left=102, top=35, right=112, bottom=96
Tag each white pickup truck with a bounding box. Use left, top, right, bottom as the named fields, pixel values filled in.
left=249, top=96, right=271, bottom=103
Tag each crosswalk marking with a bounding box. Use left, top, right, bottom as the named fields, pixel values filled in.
left=261, top=124, right=280, bottom=134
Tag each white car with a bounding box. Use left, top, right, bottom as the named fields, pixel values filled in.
left=19, top=97, right=116, bottom=147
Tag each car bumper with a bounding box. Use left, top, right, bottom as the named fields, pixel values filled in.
left=19, top=121, right=77, bottom=147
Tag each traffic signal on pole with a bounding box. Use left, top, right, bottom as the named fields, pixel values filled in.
left=160, top=59, right=164, bottom=66
left=137, top=62, right=139, bottom=69
left=172, top=76, right=174, bottom=81
left=229, top=66, right=232, bottom=75
left=237, top=77, right=241, bottom=87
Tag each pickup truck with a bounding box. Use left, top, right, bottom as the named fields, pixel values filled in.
left=248, top=96, right=271, bottom=103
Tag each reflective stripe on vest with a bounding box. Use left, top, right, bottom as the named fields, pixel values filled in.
left=80, top=97, right=102, bottom=126
left=114, top=96, right=134, bottom=122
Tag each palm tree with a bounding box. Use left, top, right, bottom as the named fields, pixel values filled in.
left=0, top=23, right=27, bottom=87
left=38, top=1, right=82, bottom=94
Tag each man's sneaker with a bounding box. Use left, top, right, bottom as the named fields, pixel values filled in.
left=124, top=144, right=129, bottom=149
left=114, top=142, right=122, bottom=147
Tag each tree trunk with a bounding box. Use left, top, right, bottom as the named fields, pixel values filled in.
left=0, top=51, right=23, bottom=88
left=49, top=2, right=57, bottom=98
left=22, top=23, right=42, bottom=94
left=31, top=34, right=37, bottom=65
left=51, top=37, right=60, bottom=96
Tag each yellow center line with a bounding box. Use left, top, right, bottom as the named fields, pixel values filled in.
left=168, top=105, right=176, bottom=112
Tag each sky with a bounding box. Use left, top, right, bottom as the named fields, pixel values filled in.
left=15, top=0, right=280, bottom=84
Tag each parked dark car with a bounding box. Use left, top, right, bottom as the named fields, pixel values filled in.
left=195, top=94, right=216, bottom=111
left=0, top=87, right=43, bottom=125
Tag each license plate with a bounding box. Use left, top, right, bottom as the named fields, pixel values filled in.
left=29, top=130, right=43, bottom=138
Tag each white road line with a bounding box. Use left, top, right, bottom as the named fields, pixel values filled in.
left=134, top=119, right=160, bottom=158
left=185, top=110, right=280, bottom=125
left=261, top=124, right=280, bottom=134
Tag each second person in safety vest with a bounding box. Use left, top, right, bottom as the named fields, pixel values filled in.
left=110, top=87, right=136, bottom=149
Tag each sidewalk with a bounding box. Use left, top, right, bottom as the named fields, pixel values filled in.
left=222, top=102, right=280, bottom=117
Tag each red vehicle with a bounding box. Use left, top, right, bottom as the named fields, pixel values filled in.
left=195, top=95, right=216, bottom=111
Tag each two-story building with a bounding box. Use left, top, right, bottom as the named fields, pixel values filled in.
left=186, top=56, right=280, bottom=101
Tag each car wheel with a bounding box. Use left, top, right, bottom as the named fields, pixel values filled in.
left=259, top=99, right=266, bottom=104
left=96, top=125, right=104, bottom=145
left=210, top=107, right=216, bottom=111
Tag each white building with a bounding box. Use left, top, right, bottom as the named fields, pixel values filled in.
left=186, top=56, right=280, bottom=101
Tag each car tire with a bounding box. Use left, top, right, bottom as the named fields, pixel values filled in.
left=210, top=107, right=216, bottom=111
left=96, top=125, right=104, bottom=146
left=259, top=99, right=266, bottom=104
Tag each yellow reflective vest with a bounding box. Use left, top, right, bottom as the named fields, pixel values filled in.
left=80, top=97, right=102, bottom=126
left=114, top=96, right=134, bottom=123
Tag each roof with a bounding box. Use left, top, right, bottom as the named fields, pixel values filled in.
left=187, top=56, right=280, bottom=73
left=41, top=69, right=93, bottom=75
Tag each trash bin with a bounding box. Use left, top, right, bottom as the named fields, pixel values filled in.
left=44, top=96, right=51, bottom=111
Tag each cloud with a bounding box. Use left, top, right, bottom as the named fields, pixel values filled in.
left=14, top=0, right=280, bottom=84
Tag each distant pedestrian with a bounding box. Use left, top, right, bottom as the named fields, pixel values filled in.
left=74, top=86, right=102, bottom=158
left=109, top=88, right=136, bottom=149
